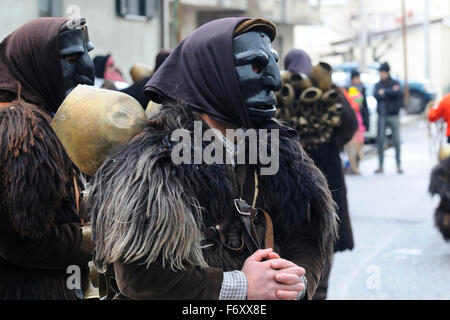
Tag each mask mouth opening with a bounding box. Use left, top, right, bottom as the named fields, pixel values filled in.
left=248, top=105, right=277, bottom=122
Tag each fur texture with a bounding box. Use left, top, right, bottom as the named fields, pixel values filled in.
left=430, top=157, right=450, bottom=201
left=430, top=157, right=450, bottom=241
left=0, top=99, right=87, bottom=300
left=89, top=105, right=338, bottom=272
left=0, top=99, right=74, bottom=239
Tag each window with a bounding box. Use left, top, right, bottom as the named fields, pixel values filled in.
left=116, top=0, right=158, bottom=20
left=38, top=0, right=62, bottom=17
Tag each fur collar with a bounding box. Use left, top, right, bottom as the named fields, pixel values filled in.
left=89, top=105, right=338, bottom=270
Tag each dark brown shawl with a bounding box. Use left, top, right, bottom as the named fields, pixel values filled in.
left=0, top=18, right=69, bottom=112
left=144, top=17, right=295, bottom=137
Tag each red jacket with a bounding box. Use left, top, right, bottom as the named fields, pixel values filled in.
left=429, top=94, right=450, bottom=136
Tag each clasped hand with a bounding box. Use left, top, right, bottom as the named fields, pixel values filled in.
left=242, top=248, right=306, bottom=300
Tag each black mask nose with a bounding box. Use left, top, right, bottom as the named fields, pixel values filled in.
left=74, top=52, right=95, bottom=86
left=262, top=59, right=282, bottom=92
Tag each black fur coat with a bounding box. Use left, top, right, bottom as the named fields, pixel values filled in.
left=89, top=105, right=338, bottom=300
left=429, top=157, right=450, bottom=241
left=0, top=99, right=91, bottom=300
left=306, top=92, right=357, bottom=252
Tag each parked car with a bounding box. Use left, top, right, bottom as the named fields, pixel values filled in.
left=332, top=62, right=436, bottom=115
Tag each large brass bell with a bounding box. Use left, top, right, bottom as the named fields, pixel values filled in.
left=146, top=101, right=162, bottom=119
left=300, top=87, right=323, bottom=103
left=280, top=70, right=292, bottom=84
left=130, top=63, right=154, bottom=84
left=322, top=89, right=339, bottom=104
left=52, top=85, right=148, bottom=176
left=290, top=73, right=313, bottom=93
left=276, top=83, right=295, bottom=107
left=310, top=62, right=333, bottom=91
left=439, top=141, right=450, bottom=162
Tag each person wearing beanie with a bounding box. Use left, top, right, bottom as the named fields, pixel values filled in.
left=284, top=49, right=312, bottom=75
left=374, top=62, right=404, bottom=174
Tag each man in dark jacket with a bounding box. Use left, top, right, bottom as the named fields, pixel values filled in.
left=374, top=62, right=404, bottom=174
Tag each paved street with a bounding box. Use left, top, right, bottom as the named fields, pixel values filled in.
left=327, top=116, right=450, bottom=300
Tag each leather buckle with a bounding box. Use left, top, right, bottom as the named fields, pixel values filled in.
left=234, top=199, right=257, bottom=217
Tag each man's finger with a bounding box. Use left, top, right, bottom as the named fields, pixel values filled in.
left=276, top=290, right=300, bottom=301
left=270, top=258, right=297, bottom=270
left=275, top=273, right=303, bottom=285
left=275, top=267, right=305, bottom=277
left=267, top=252, right=281, bottom=260
left=247, top=248, right=273, bottom=262
left=278, top=283, right=305, bottom=293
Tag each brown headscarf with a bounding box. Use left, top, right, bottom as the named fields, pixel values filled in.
left=145, top=17, right=295, bottom=137
left=0, top=18, right=69, bottom=112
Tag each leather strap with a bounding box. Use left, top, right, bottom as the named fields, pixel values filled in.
left=235, top=199, right=262, bottom=253
left=207, top=166, right=276, bottom=254
left=262, top=210, right=274, bottom=250
left=73, top=170, right=81, bottom=213
left=0, top=102, right=11, bottom=108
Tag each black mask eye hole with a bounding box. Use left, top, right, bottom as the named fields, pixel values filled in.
left=252, top=59, right=264, bottom=74
left=62, top=53, right=81, bottom=64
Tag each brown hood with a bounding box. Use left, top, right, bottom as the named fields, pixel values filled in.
left=0, top=17, right=69, bottom=112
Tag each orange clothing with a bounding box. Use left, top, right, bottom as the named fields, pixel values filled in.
left=340, top=87, right=360, bottom=112
left=429, top=94, right=450, bottom=136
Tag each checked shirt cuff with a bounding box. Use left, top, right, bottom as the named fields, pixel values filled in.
left=219, top=271, right=248, bottom=300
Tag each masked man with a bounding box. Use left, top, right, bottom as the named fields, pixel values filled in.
left=428, top=95, right=450, bottom=242
left=277, top=49, right=358, bottom=300
left=0, top=18, right=95, bottom=299
left=88, top=18, right=338, bottom=300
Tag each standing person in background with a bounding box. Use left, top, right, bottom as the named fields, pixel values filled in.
left=345, top=86, right=367, bottom=175
left=350, top=70, right=370, bottom=132
left=93, top=54, right=126, bottom=83
left=279, top=49, right=357, bottom=300
left=374, top=62, right=404, bottom=175
left=121, top=49, right=172, bottom=109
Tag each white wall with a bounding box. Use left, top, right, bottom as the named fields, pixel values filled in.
left=61, top=0, right=162, bottom=83
left=0, top=0, right=162, bottom=84
left=0, top=0, right=38, bottom=42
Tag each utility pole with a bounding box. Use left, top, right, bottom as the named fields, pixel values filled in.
left=401, top=0, right=410, bottom=103
left=172, top=0, right=180, bottom=48
left=359, top=0, right=368, bottom=71
left=424, top=0, right=431, bottom=80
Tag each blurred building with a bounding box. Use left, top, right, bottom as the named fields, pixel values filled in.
left=171, top=0, right=320, bottom=62
left=295, top=0, right=450, bottom=96
left=0, top=0, right=164, bottom=83
left=0, top=0, right=320, bottom=84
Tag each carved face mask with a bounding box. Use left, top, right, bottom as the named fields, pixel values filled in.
left=59, top=25, right=95, bottom=97
left=233, top=31, right=282, bottom=124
